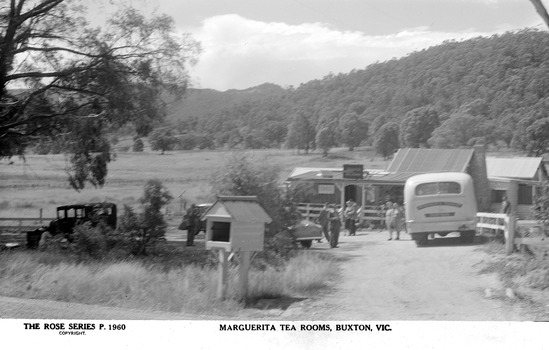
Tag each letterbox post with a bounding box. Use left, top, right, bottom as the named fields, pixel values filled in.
left=217, top=248, right=229, bottom=300
left=238, top=251, right=251, bottom=301
left=203, top=196, right=272, bottom=301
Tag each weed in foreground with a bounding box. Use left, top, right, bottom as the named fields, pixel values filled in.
left=0, top=249, right=337, bottom=314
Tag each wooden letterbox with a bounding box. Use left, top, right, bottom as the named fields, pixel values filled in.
left=203, top=196, right=272, bottom=252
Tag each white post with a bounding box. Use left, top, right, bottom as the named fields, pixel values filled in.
left=238, top=251, right=251, bottom=302
left=217, top=249, right=229, bottom=300
left=505, top=214, right=515, bottom=255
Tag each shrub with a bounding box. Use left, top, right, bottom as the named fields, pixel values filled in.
left=73, top=222, right=108, bottom=259
left=133, top=138, right=144, bottom=152
left=117, top=180, right=173, bottom=255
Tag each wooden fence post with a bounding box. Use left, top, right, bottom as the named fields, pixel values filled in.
left=505, top=214, right=515, bottom=255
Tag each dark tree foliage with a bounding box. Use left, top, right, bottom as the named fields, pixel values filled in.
left=118, top=179, right=173, bottom=255
left=338, top=112, right=368, bottom=151
left=316, top=125, right=336, bottom=157
left=132, top=138, right=144, bottom=152
left=286, top=109, right=316, bottom=153
left=1, top=0, right=200, bottom=189
left=428, top=113, right=483, bottom=148
left=526, top=118, right=549, bottom=156
left=399, top=106, right=440, bottom=148
left=210, top=153, right=289, bottom=233
left=149, top=127, right=177, bottom=154
left=165, top=29, right=549, bottom=155
left=373, top=122, right=399, bottom=159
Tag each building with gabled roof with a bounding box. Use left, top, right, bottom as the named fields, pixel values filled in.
left=286, top=146, right=546, bottom=223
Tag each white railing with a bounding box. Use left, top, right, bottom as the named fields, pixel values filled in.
left=297, top=203, right=384, bottom=225
left=476, top=212, right=548, bottom=254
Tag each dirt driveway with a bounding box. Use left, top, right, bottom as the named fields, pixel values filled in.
left=282, top=230, right=532, bottom=321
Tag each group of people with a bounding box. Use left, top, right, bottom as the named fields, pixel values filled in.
left=317, top=200, right=360, bottom=248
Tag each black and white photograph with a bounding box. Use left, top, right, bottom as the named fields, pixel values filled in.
left=1, top=0, right=549, bottom=348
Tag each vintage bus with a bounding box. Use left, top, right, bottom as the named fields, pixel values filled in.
left=404, top=172, right=477, bottom=246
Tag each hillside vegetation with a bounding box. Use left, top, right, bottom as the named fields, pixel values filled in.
left=158, top=29, right=549, bottom=156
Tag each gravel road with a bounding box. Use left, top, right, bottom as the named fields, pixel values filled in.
left=282, top=230, right=533, bottom=321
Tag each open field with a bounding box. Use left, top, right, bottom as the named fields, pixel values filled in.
left=0, top=147, right=389, bottom=219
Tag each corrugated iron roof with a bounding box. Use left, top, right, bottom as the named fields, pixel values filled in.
left=486, top=157, right=543, bottom=180
left=386, top=148, right=474, bottom=173
left=205, top=196, right=272, bottom=223
left=288, top=167, right=340, bottom=178
left=287, top=168, right=389, bottom=182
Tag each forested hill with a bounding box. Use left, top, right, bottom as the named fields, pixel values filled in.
left=163, top=29, right=549, bottom=156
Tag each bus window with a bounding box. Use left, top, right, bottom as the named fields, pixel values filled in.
left=415, top=182, right=438, bottom=196
left=438, top=182, right=461, bottom=194
left=415, top=182, right=461, bottom=196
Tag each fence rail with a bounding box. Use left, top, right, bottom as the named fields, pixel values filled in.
left=297, top=203, right=383, bottom=225
left=0, top=217, right=55, bottom=234
left=476, top=212, right=548, bottom=254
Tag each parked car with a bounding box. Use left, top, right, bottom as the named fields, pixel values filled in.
left=289, top=219, right=323, bottom=248
left=27, top=203, right=117, bottom=248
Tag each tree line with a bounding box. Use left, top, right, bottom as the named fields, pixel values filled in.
left=142, top=29, right=549, bottom=158
left=5, top=3, right=549, bottom=190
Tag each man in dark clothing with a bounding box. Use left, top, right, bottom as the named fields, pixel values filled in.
left=329, top=205, right=341, bottom=248
left=318, top=203, right=331, bottom=244
left=186, top=204, right=200, bottom=247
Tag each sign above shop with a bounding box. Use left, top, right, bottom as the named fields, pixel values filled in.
left=343, top=164, right=364, bottom=180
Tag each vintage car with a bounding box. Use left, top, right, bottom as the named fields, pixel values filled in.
left=289, top=219, right=323, bottom=248
left=26, top=203, right=117, bottom=248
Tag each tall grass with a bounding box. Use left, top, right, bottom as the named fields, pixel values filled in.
left=0, top=250, right=336, bottom=314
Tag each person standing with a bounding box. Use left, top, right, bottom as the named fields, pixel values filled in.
left=185, top=204, right=200, bottom=247
left=385, top=201, right=399, bottom=240
left=501, top=195, right=511, bottom=215
left=345, top=200, right=359, bottom=236
left=393, top=203, right=404, bottom=239
left=318, top=203, right=331, bottom=244
left=328, top=205, right=341, bottom=248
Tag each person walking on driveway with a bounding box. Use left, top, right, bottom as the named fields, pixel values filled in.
left=318, top=203, right=331, bottom=245
left=385, top=201, right=401, bottom=240
left=329, top=204, right=341, bottom=248
left=345, top=200, right=359, bottom=236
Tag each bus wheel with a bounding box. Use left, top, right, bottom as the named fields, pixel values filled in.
left=300, top=240, right=313, bottom=249
left=412, top=233, right=428, bottom=247
left=460, top=231, right=475, bottom=244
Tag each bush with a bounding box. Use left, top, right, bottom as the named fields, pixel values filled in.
left=117, top=180, right=173, bottom=255
left=73, top=222, right=109, bottom=259
left=133, top=138, right=144, bottom=152
left=211, top=153, right=285, bottom=230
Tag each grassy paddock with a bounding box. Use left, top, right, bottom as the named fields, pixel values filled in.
left=0, top=148, right=387, bottom=218
left=0, top=249, right=337, bottom=314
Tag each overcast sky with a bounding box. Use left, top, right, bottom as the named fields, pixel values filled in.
left=95, top=0, right=547, bottom=91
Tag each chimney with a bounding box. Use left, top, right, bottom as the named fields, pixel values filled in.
left=470, top=144, right=491, bottom=211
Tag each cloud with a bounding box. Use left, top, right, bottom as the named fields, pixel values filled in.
left=188, top=14, right=512, bottom=91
